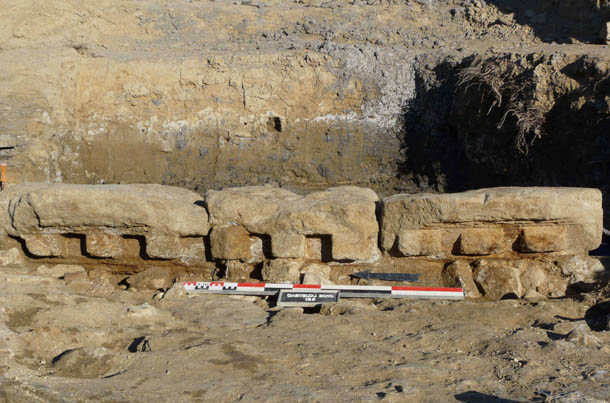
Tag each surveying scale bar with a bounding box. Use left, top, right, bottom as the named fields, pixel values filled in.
left=183, top=282, right=465, bottom=300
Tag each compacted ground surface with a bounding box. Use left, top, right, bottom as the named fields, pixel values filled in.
left=1, top=261, right=610, bottom=402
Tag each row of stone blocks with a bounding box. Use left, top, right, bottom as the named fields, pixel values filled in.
left=0, top=183, right=603, bottom=264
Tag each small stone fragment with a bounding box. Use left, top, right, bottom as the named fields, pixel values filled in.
left=523, top=289, right=545, bottom=301
left=128, top=267, right=174, bottom=290
left=37, top=264, right=86, bottom=278
left=127, top=303, right=163, bottom=318
left=566, top=324, right=600, bottom=347
left=0, top=247, right=24, bottom=266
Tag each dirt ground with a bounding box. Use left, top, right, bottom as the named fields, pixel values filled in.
left=1, top=261, right=610, bottom=402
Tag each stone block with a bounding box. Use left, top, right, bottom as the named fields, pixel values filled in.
left=86, top=232, right=122, bottom=258
left=442, top=260, right=480, bottom=299
left=473, top=260, right=523, bottom=300
left=177, top=237, right=207, bottom=265
left=5, top=183, right=209, bottom=237
left=381, top=187, right=602, bottom=254
left=225, top=260, right=254, bottom=281
left=146, top=235, right=180, bottom=259
left=457, top=227, right=506, bottom=255
left=206, top=186, right=379, bottom=261
left=557, top=255, right=605, bottom=284
left=261, top=259, right=302, bottom=283
left=271, top=233, right=306, bottom=258
left=516, top=226, right=567, bottom=253
left=23, top=233, right=62, bottom=257
left=301, top=263, right=332, bottom=285
left=210, top=225, right=251, bottom=260
left=397, top=229, right=442, bottom=256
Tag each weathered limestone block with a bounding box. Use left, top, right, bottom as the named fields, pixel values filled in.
left=0, top=248, right=24, bottom=266
left=381, top=187, right=602, bottom=256
left=301, top=263, right=332, bottom=285
left=86, top=232, right=122, bottom=258
left=442, top=261, right=480, bottom=298
left=23, top=233, right=62, bottom=257
left=558, top=255, right=605, bottom=284
left=396, top=229, right=443, bottom=256
left=206, top=186, right=379, bottom=261
left=146, top=235, right=181, bottom=259
left=271, top=233, right=306, bottom=259
left=516, top=226, right=567, bottom=253
left=225, top=260, right=253, bottom=282
left=473, top=260, right=523, bottom=300
left=4, top=183, right=209, bottom=237
left=457, top=228, right=506, bottom=255
left=177, top=238, right=207, bottom=265
left=210, top=225, right=251, bottom=260
left=145, top=235, right=207, bottom=264
left=261, top=259, right=302, bottom=283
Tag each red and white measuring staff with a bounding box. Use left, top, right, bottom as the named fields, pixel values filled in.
left=183, top=281, right=464, bottom=300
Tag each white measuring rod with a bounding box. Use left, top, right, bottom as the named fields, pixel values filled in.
left=183, top=281, right=465, bottom=300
